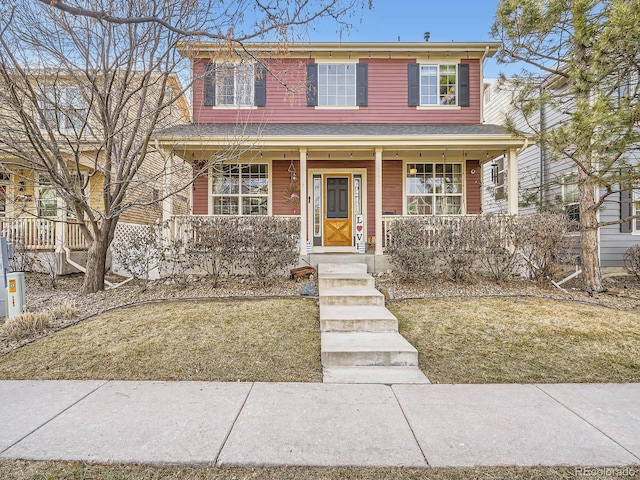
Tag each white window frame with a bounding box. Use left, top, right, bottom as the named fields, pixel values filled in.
left=210, top=163, right=269, bottom=216
left=561, top=173, right=580, bottom=224
left=405, top=162, right=464, bottom=215
left=316, top=61, right=357, bottom=108
left=214, top=63, right=255, bottom=107
left=491, top=156, right=506, bottom=201
left=633, top=189, right=640, bottom=233
left=419, top=64, right=458, bottom=106
left=37, top=174, right=58, bottom=218
left=39, top=85, right=88, bottom=132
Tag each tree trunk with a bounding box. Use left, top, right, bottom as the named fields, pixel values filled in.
left=579, top=177, right=602, bottom=294
left=82, top=227, right=112, bottom=294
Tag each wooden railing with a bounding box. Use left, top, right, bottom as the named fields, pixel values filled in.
left=0, top=217, right=89, bottom=250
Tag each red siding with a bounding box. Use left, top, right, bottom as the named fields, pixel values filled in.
left=382, top=160, right=403, bottom=215
left=272, top=159, right=300, bottom=215
left=192, top=173, right=209, bottom=214
left=192, top=58, right=481, bottom=125
left=466, top=160, right=482, bottom=214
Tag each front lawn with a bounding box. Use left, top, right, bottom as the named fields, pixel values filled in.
left=391, top=297, right=640, bottom=384
left=1, top=296, right=639, bottom=384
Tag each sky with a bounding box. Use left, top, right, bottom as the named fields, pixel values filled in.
left=303, top=0, right=516, bottom=78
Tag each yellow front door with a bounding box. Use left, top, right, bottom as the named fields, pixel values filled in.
left=323, top=176, right=352, bottom=246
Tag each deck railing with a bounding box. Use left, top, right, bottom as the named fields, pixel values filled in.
left=382, top=214, right=512, bottom=249
left=0, top=217, right=89, bottom=250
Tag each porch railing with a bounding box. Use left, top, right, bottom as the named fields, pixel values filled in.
left=0, top=217, right=89, bottom=250
left=382, top=214, right=508, bottom=249
left=169, top=214, right=299, bottom=244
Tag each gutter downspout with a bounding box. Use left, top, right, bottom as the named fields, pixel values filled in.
left=480, top=45, right=490, bottom=123
left=539, top=85, right=547, bottom=208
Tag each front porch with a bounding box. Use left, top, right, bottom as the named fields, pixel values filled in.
left=156, top=123, right=528, bottom=257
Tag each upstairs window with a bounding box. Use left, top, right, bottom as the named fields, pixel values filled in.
left=307, top=63, right=368, bottom=107
left=203, top=62, right=266, bottom=107
left=39, top=86, right=88, bottom=132
left=421, top=64, right=457, bottom=105
left=409, top=63, right=469, bottom=107
left=318, top=64, right=356, bottom=106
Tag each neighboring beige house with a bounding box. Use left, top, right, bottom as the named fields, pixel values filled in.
left=0, top=71, right=191, bottom=274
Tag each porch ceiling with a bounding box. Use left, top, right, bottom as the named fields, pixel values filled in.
left=154, top=123, right=530, bottom=162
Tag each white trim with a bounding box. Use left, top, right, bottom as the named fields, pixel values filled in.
left=314, top=106, right=360, bottom=110
left=307, top=167, right=368, bottom=252
left=402, top=159, right=465, bottom=215
left=416, top=105, right=462, bottom=111
left=207, top=159, right=272, bottom=215
left=209, top=105, right=257, bottom=110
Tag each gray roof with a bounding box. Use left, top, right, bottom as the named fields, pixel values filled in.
left=155, top=123, right=512, bottom=139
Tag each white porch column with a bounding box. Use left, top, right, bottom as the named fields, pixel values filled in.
left=375, top=147, right=383, bottom=255
left=162, top=154, right=174, bottom=244
left=299, top=148, right=308, bottom=254
left=55, top=194, right=66, bottom=254
left=507, top=148, right=519, bottom=215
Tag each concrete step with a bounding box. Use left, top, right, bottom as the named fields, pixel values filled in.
left=319, top=305, right=398, bottom=332
left=321, top=332, right=419, bottom=367
left=318, top=272, right=375, bottom=290
left=317, top=263, right=368, bottom=275
left=323, top=366, right=430, bottom=384
left=319, top=286, right=385, bottom=307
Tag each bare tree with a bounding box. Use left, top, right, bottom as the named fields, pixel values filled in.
left=0, top=0, right=370, bottom=293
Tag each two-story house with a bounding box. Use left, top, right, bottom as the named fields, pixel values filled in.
left=156, top=42, right=529, bottom=264
left=0, top=72, right=190, bottom=274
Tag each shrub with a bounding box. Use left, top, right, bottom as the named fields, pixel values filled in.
left=474, top=215, right=521, bottom=283
left=513, top=212, right=574, bottom=282
left=111, top=224, right=162, bottom=282
left=434, top=217, right=479, bottom=282
left=185, top=216, right=244, bottom=286
left=385, top=217, right=438, bottom=281
left=236, top=216, right=300, bottom=287
left=1, top=311, right=50, bottom=341
left=624, top=244, right=640, bottom=280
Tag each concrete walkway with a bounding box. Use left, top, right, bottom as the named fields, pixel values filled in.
left=1, top=380, right=639, bottom=467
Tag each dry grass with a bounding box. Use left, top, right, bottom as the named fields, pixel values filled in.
left=0, top=312, right=50, bottom=341
left=0, top=461, right=585, bottom=480
left=391, top=297, right=640, bottom=384
left=0, top=299, right=321, bottom=382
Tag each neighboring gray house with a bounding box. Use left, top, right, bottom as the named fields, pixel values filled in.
left=482, top=77, right=639, bottom=268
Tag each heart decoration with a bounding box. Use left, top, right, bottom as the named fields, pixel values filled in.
left=356, top=225, right=363, bottom=232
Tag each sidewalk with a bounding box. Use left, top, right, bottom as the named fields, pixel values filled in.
left=1, top=380, right=639, bottom=468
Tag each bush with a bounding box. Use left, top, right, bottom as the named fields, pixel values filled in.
left=385, top=217, right=438, bottom=281
left=474, top=215, right=521, bottom=283
left=161, top=216, right=300, bottom=286
left=513, top=212, right=574, bottom=282
left=1, top=311, right=50, bottom=341
left=624, top=244, right=640, bottom=280
left=434, top=217, right=479, bottom=282
left=236, top=216, right=300, bottom=287
left=111, top=224, right=162, bottom=282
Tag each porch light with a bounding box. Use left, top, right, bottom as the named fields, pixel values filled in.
left=409, top=168, right=418, bottom=175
